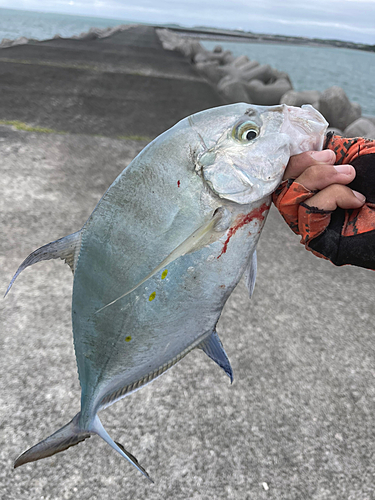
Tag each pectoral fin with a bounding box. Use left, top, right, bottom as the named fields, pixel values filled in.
left=5, top=230, right=82, bottom=297
left=198, top=330, right=233, bottom=383
left=96, top=208, right=228, bottom=313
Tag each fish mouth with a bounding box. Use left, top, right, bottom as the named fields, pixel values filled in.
left=198, top=150, right=285, bottom=204
left=281, top=104, right=328, bottom=154
left=204, top=180, right=256, bottom=204
left=204, top=162, right=281, bottom=204
left=234, top=157, right=284, bottom=184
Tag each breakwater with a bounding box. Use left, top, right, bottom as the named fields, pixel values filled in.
left=158, top=28, right=375, bottom=139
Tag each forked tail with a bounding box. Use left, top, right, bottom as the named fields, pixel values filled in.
left=14, top=412, right=153, bottom=482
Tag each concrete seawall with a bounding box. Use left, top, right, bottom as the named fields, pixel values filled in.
left=1, top=25, right=374, bottom=499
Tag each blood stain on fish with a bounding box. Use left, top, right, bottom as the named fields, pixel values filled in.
left=217, top=202, right=270, bottom=259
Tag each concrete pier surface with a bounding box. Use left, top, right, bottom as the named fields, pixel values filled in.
left=1, top=26, right=374, bottom=500
left=0, top=25, right=224, bottom=138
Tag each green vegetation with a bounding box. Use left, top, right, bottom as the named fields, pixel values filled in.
left=117, top=134, right=150, bottom=142
left=0, top=57, right=97, bottom=71
left=0, top=120, right=64, bottom=134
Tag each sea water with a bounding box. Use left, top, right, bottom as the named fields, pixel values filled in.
left=0, top=8, right=134, bottom=42
left=202, top=40, right=375, bottom=117
left=0, top=7, right=374, bottom=116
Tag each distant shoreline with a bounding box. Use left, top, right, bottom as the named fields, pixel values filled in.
left=0, top=8, right=373, bottom=53
left=162, top=25, right=375, bottom=53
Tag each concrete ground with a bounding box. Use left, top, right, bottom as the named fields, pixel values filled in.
left=1, top=26, right=375, bottom=500
left=0, top=25, right=224, bottom=139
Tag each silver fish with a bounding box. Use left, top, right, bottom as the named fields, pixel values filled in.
left=6, top=103, right=327, bottom=481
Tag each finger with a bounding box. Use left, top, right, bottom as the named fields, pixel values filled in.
left=305, top=185, right=366, bottom=211
left=295, top=164, right=356, bottom=191
left=283, top=149, right=336, bottom=180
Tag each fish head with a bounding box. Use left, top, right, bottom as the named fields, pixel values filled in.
left=193, top=103, right=328, bottom=204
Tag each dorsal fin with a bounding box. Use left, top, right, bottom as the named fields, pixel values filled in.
left=198, top=330, right=233, bottom=383
left=5, top=230, right=82, bottom=297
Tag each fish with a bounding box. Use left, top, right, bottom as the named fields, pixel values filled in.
left=6, top=103, right=328, bottom=481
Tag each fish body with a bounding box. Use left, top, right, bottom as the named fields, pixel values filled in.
left=7, top=103, right=327, bottom=480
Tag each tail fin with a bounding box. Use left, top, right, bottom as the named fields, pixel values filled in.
left=14, top=413, right=90, bottom=468
left=14, top=413, right=153, bottom=482
left=91, top=415, right=154, bottom=483
left=5, top=230, right=82, bottom=298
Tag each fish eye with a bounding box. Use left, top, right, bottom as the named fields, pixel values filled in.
left=232, top=120, right=260, bottom=143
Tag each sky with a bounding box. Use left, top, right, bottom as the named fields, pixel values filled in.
left=0, top=0, right=374, bottom=45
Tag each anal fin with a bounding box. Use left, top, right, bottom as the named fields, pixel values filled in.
left=198, top=330, right=233, bottom=383
left=5, top=230, right=82, bottom=297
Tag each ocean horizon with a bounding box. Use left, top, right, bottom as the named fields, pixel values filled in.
left=0, top=7, right=137, bottom=42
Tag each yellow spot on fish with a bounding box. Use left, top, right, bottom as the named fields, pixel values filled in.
left=161, top=269, right=168, bottom=280
left=149, top=292, right=156, bottom=301
left=125, top=336, right=132, bottom=342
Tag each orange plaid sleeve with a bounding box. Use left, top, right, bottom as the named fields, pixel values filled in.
left=273, top=133, right=375, bottom=269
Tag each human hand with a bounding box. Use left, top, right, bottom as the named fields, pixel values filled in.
left=273, top=135, right=375, bottom=269
left=283, top=149, right=366, bottom=211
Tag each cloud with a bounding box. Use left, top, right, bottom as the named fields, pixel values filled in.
left=274, top=17, right=375, bottom=35
left=0, top=0, right=374, bottom=44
